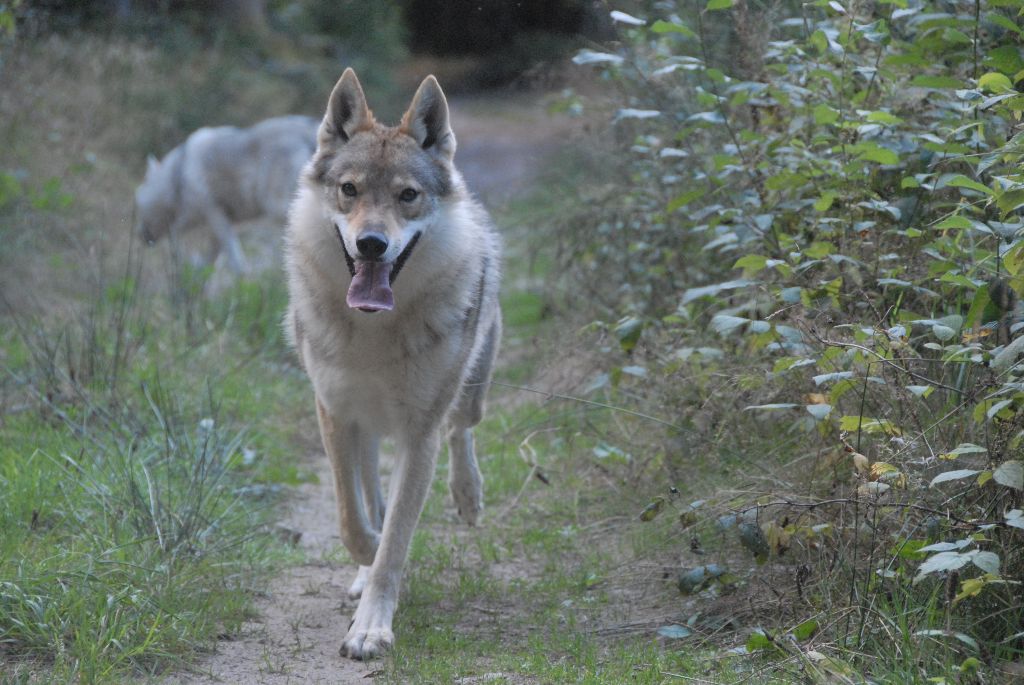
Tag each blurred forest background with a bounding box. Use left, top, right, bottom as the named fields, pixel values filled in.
left=3, top=0, right=1024, bottom=683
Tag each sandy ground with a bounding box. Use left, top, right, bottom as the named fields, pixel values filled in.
left=164, top=92, right=576, bottom=685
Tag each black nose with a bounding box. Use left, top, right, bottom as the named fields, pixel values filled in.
left=356, top=232, right=388, bottom=259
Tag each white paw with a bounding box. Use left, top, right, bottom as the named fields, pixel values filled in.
left=340, top=592, right=396, bottom=660
left=348, top=565, right=370, bottom=599
left=449, top=467, right=484, bottom=526
left=340, top=624, right=393, bottom=660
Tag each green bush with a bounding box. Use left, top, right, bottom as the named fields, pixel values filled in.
left=560, top=0, right=1024, bottom=679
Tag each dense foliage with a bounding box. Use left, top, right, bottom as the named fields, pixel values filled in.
left=564, top=0, right=1024, bottom=679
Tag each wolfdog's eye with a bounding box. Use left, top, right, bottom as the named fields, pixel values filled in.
left=340, top=182, right=357, bottom=197
left=399, top=188, right=419, bottom=202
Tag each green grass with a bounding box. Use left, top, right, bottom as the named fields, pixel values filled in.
left=379, top=345, right=755, bottom=683
left=0, top=273, right=310, bottom=682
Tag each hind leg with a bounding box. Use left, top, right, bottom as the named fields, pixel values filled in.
left=447, top=317, right=500, bottom=526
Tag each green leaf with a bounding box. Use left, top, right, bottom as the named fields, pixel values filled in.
left=996, top=188, right=1024, bottom=215
left=987, top=13, right=1024, bottom=37
left=919, top=540, right=971, bottom=553
left=924, top=140, right=973, bottom=155
left=911, top=75, right=964, bottom=89
left=974, top=399, right=1014, bottom=423
left=746, top=629, right=775, bottom=652
left=667, top=188, right=706, bottom=213
left=930, top=469, right=981, bottom=487
left=738, top=522, right=769, bottom=562
left=805, top=241, right=834, bottom=259
left=854, top=143, right=899, bottom=165
left=814, top=191, right=838, bottom=211
left=985, top=45, right=1024, bottom=73
left=914, top=551, right=971, bottom=581
left=706, top=0, right=734, bottom=10
left=809, top=30, right=828, bottom=54
left=979, top=72, right=1015, bottom=94
left=934, top=215, right=973, bottom=230
left=682, top=279, right=753, bottom=304
left=792, top=619, right=819, bottom=641
left=993, top=460, right=1024, bottom=490
left=987, top=399, right=1014, bottom=421
left=913, top=629, right=980, bottom=651
left=965, top=285, right=992, bottom=328
left=733, top=254, right=768, bottom=275
left=896, top=539, right=929, bottom=560
left=765, top=170, right=808, bottom=190
left=939, top=443, right=987, bottom=460
left=657, top=624, right=693, bottom=639
left=960, top=657, right=982, bottom=674
left=650, top=19, right=697, bottom=37
left=1004, top=243, right=1024, bottom=276
left=615, top=317, right=644, bottom=352
left=813, top=104, right=840, bottom=125
left=946, top=174, right=994, bottom=196
left=709, top=315, right=749, bottom=335
left=971, top=551, right=1000, bottom=574
left=865, top=110, right=903, bottom=125
left=640, top=497, right=666, bottom=522
left=941, top=27, right=973, bottom=44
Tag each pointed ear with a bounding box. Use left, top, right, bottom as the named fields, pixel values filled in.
left=400, top=75, right=455, bottom=160
left=146, top=154, right=160, bottom=175
left=320, top=68, right=374, bottom=148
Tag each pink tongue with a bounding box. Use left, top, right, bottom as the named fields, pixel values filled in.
left=346, top=261, right=394, bottom=312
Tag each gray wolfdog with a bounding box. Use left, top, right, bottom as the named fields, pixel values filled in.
left=135, top=115, right=318, bottom=273
left=283, top=69, right=502, bottom=659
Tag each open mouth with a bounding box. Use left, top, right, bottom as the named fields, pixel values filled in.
left=338, top=231, right=421, bottom=313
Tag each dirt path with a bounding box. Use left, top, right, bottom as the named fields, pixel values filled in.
left=165, top=456, right=371, bottom=684
left=166, top=92, right=573, bottom=685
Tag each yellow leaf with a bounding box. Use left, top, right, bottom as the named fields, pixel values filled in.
left=870, top=462, right=898, bottom=480
left=954, top=577, right=987, bottom=603
left=763, top=521, right=791, bottom=555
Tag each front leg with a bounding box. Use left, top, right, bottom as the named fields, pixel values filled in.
left=316, top=398, right=380, bottom=565
left=203, top=206, right=249, bottom=274
left=341, top=428, right=440, bottom=660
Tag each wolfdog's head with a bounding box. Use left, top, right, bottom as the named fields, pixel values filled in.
left=134, top=155, right=177, bottom=245
left=309, top=68, right=459, bottom=313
